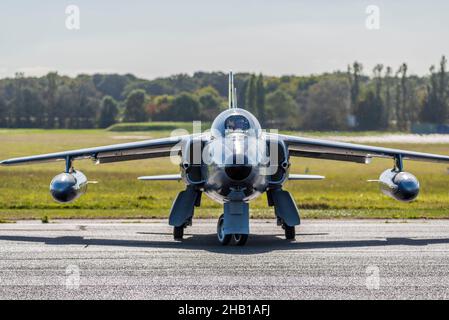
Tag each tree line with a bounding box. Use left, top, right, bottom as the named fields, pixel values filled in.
left=0, top=57, right=447, bottom=131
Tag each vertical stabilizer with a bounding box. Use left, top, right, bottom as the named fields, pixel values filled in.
left=228, top=72, right=236, bottom=109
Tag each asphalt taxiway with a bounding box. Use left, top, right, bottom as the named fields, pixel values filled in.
left=1, top=219, right=449, bottom=299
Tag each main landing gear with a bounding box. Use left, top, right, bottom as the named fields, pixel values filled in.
left=217, top=214, right=248, bottom=246
left=277, top=217, right=296, bottom=240
left=268, top=188, right=300, bottom=241
left=173, top=225, right=185, bottom=240
left=173, top=218, right=192, bottom=241
left=282, top=223, right=296, bottom=240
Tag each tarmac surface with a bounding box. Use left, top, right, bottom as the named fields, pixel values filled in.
left=1, top=219, right=449, bottom=299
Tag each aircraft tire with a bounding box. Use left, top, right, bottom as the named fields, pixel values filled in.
left=284, top=225, right=296, bottom=240
left=233, top=234, right=248, bottom=246
left=173, top=226, right=184, bottom=240
left=217, top=214, right=232, bottom=245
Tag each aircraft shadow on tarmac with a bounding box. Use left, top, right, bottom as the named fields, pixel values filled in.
left=1, top=233, right=449, bottom=254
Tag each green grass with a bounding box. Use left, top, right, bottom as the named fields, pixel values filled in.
left=0, top=219, right=15, bottom=223
left=1, top=128, right=449, bottom=220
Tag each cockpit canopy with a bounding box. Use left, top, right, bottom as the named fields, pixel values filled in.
left=225, top=115, right=250, bottom=132
left=211, top=108, right=261, bottom=138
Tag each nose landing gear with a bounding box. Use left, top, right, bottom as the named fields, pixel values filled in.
left=217, top=214, right=232, bottom=245
left=217, top=214, right=249, bottom=246
left=232, top=234, right=249, bottom=246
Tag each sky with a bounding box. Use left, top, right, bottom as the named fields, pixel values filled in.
left=0, top=0, right=448, bottom=79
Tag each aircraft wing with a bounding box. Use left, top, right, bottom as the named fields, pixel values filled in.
left=138, top=174, right=182, bottom=181
left=288, top=174, right=325, bottom=180
left=275, top=133, right=449, bottom=164
left=0, top=135, right=187, bottom=166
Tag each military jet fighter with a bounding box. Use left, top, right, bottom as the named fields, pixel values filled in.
left=2, top=72, right=449, bottom=246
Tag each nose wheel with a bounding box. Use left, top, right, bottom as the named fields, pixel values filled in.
left=217, top=214, right=248, bottom=246
left=233, top=234, right=248, bottom=246
left=217, top=214, right=232, bottom=245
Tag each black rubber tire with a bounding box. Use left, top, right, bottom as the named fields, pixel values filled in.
left=217, top=214, right=232, bottom=245
left=173, top=226, right=184, bottom=240
left=284, top=225, right=296, bottom=240
left=233, top=234, right=249, bottom=246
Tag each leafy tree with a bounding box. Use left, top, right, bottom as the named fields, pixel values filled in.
left=147, top=95, right=174, bottom=121
left=255, top=74, right=266, bottom=126
left=0, top=66, right=448, bottom=131
left=384, top=66, right=393, bottom=129
left=169, top=92, right=200, bottom=121
left=437, top=56, right=448, bottom=121
left=148, top=92, right=199, bottom=121
left=420, top=56, right=448, bottom=124
left=69, top=76, right=100, bottom=128
left=197, top=86, right=224, bottom=121
left=22, top=87, right=44, bottom=128
left=372, top=64, right=386, bottom=129
left=44, top=72, right=58, bottom=128
left=168, top=74, right=198, bottom=93
left=237, top=76, right=249, bottom=109
left=124, top=89, right=148, bottom=122
left=193, top=72, right=229, bottom=97
left=245, top=74, right=257, bottom=116
left=9, top=73, right=23, bottom=127
left=348, top=62, right=363, bottom=121
left=421, top=65, right=439, bottom=123
left=0, top=96, right=6, bottom=127
left=55, top=84, right=74, bottom=129
left=265, top=89, right=299, bottom=129
left=357, top=91, right=383, bottom=130
left=303, top=79, right=350, bottom=131
left=395, top=63, right=408, bottom=130
left=98, top=96, right=119, bottom=128
left=93, top=74, right=130, bottom=101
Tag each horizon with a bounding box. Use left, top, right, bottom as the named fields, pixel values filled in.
left=0, top=64, right=443, bottom=82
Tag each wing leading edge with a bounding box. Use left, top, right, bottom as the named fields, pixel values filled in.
left=275, top=133, right=449, bottom=164
left=138, top=174, right=182, bottom=181
left=0, top=135, right=188, bottom=166
left=288, top=174, right=325, bottom=180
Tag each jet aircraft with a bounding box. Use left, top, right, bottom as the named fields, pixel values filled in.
left=2, top=72, right=449, bottom=246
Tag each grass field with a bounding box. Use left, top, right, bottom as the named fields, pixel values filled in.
left=1, top=126, right=449, bottom=221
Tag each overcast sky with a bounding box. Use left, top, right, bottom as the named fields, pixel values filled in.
left=0, top=0, right=448, bottom=79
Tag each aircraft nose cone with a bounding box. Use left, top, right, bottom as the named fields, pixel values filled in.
left=223, top=153, right=253, bottom=181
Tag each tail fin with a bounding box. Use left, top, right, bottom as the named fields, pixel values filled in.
left=228, top=71, right=237, bottom=109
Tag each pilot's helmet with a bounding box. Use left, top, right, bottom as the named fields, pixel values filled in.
left=211, top=108, right=261, bottom=138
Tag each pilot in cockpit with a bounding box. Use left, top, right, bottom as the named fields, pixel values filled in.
left=224, top=115, right=251, bottom=134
